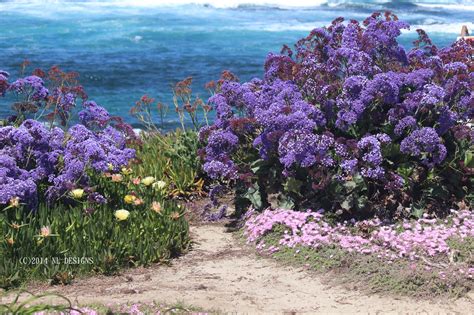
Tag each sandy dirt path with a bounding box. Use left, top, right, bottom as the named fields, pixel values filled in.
left=15, top=223, right=474, bottom=314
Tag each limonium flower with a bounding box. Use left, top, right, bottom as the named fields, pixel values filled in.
left=141, top=176, right=155, bottom=186
left=114, top=209, right=130, bottom=221
left=70, top=188, right=85, bottom=199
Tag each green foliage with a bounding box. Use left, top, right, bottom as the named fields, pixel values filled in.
left=0, top=198, right=188, bottom=289
left=134, top=130, right=203, bottom=198
left=0, top=291, right=75, bottom=315
left=446, top=236, right=474, bottom=265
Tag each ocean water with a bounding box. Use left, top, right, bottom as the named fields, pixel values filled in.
left=0, top=0, right=473, bottom=129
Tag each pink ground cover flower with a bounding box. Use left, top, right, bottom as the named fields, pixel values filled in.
left=245, top=208, right=474, bottom=278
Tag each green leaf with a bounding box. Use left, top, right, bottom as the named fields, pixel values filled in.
left=341, top=196, right=353, bottom=211
left=283, top=177, right=303, bottom=195
left=250, top=159, right=265, bottom=173
left=356, top=195, right=368, bottom=210
left=244, top=183, right=262, bottom=209
left=277, top=194, right=295, bottom=210
left=343, top=180, right=357, bottom=191
left=411, top=204, right=425, bottom=219
left=464, top=150, right=474, bottom=168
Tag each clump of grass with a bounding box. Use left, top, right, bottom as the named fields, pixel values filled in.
left=447, top=236, right=474, bottom=265
left=134, top=130, right=204, bottom=198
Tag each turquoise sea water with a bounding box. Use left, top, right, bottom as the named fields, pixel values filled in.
left=0, top=0, right=473, bottom=128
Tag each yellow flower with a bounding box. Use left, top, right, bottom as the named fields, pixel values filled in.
left=121, top=167, right=133, bottom=176
left=9, top=197, right=20, bottom=208
left=111, top=174, right=123, bottom=182
left=114, top=209, right=130, bottom=221
left=153, top=180, right=167, bottom=191
left=124, top=194, right=137, bottom=204
left=107, top=163, right=114, bottom=171
left=151, top=201, right=162, bottom=213
left=40, top=226, right=51, bottom=238
left=141, top=176, right=155, bottom=186
left=70, top=189, right=84, bottom=199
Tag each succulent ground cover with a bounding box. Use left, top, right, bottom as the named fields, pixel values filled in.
left=244, top=207, right=473, bottom=297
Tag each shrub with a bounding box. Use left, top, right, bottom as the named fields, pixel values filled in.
left=200, top=12, right=474, bottom=219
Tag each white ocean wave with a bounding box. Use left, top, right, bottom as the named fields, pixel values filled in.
left=2, top=0, right=472, bottom=10
left=408, top=22, right=474, bottom=34
left=0, top=0, right=328, bottom=9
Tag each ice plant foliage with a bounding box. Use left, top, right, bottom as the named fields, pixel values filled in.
left=200, top=12, right=474, bottom=217
left=245, top=208, right=474, bottom=278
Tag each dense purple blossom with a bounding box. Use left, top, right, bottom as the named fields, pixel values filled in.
left=200, top=13, right=473, bottom=213
left=78, top=101, right=110, bottom=128
left=52, top=88, right=76, bottom=112
left=0, top=117, right=134, bottom=207
left=394, top=116, right=417, bottom=136
left=400, top=127, right=447, bottom=167
left=340, top=159, right=358, bottom=174
left=203, top=160, right=238, bottom=179
left=357, top=134, right=389, bottom=179
left=278, top=130, right=319, bottom=168
left=8, top=75, right=49, bottom=101
left=437, top=106, right=459, bottom=135
left=205, top=130, right=239, bottom=161
left=87, top=192, right=107, bottom=204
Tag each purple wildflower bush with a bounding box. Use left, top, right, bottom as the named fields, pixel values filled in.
left=0, top=68, right=136, bottom=209
left=200, top=12, right=474, bottom=219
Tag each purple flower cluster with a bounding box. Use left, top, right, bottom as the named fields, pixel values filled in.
left=279, top=131, right=334, bottom=168
left=8, top=75, right=49, bottom=101
left=400, top=127, right=447, bottom=168
left=78, top=101, right=111, bottom=129
left=0, top=118, right=135, bottom=207
left=200, top=12, right=473, bottom=213
left=357, top=134, right=390, bottom=179
left=245, top=208, right=474, bottom=278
